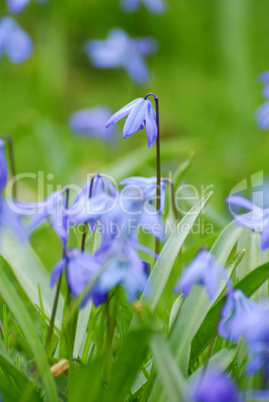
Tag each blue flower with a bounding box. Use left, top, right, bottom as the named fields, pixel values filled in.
left=120, top=0, right=166, bottom=14
left=226, top=195, right=269, bottom=250
left=218, top=289, right=257, bottom=342
left=256, top=102, right=269, bottom=130
left=51, top=248, right=105, bottom=306
left=120, top=176, right=166, bottom=211
left=23, top=190, right=69, bottom=246
left=6, top=0, right=45, bottom=14
left=0, top=17, right=33, bottom=63
left=97, top=244, right=149, bottom=302
left=106, top=97, right=158, bottom=148
left=6, top=0, right=29, bottom=13
left=85, top=28, right=157, bottom=84
left=0, top=139, right=27, bottom=241
left=259, top=71, right=269, bottom=99
left=191, top=369, right=239, bottom=402
left=174, top=250, right=228, bottom=299
left=234, top=302, right=269, bottom=376
left=69, top=174, right=117, bottom=231
left=69, top=107, right=118, bottom=141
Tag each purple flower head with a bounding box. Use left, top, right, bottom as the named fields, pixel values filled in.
left=120, top=176, right=166, bottom=211
left=69, top=174, right=117, bottom=231
left=97, top=244, right=149, bottom=302
left=51, top=248, right=105, bottom=306
left=218, top=289, right=257, bottom=342
left=69, top=107, right=118, bottom=141
left=192, top=369, right=239, bottom=402
left=0, top=17, right=33, bottom=63
left=120, top=0, right=166, bottom=14
left=226, top=195, right=269, bottom=250
left=234, top=301, right=269, bottom=376
left=174, top=250, right=229, bottom=300
left=106, top=97, right=158, bottom=148
left=25, top=190, right=69, bottom=247
left=85, top=28, right=157, bottom=84
left=0, top=140, right=8, bottom=194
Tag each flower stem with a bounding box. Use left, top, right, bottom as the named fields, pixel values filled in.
left=0, top=135, right=17, bottom=198
left=144, top=94, right=161, bottom=258
left=104, top=287, right=119, bottom=384
left=45, top=188, right=69, bottom=355
left=155, top=97, right=161, bottom=257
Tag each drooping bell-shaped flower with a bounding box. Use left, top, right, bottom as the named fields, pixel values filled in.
left=218, top=289, right=257, bottom=342
left=226, top=195, right=269, bottom=250
left=85, top=28, right=156, bottom=84
left=191, top=369, right=239, bottom=402
left=174, top=250, right=229, bottom=300
left=120, top=176, right=167, bottom=211
left=51, top=248, right=105, bottom=306
left=69, top=107, right=118, bottom=141
left=106, top=97, right=158, bottom=148
left=6, top=0, right=29, bottom=13
left=0, top=17, right=32, bottom=63
left=234, top=301, right=269, bottom=376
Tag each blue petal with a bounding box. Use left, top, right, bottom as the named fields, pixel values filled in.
left=106, top=98, right=143, bottom=127
left=226, top=195, right=257, bottom=211
left=123, top=98, right=147, bottom=138
left=51, top=258, right=66, bottom=287
left=145, top=100, right=158, bottom=148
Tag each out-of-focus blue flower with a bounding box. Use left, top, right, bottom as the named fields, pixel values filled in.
left=259, top=71, right=269, bottom=99
left=85, top=28, right=157, bottom=84
left=6, top=0, right=46, bottom=14
left=121, top=0, right=165, bottom=14
left=6, top=0, right=29, bottom=13
left=106, top=97, right=157, bottom=148
left=218, top=289, right=257, bottom=342
left=226, top=195, right=269, bottom=250
left=0, top=139, right=27, bottom=241
left=120, top=176, right=166, bottom=211
left=234, top=301, right=269, bottom=376
left=0, top=17, right=33, bottom=63
left=174, top=250, right=229, bottom=300
left=192, top=369, right=239, bottom=402
left=69, top=107, right=118, bottom=141
left=97, top=244, right=149, bottom=302
left=22, top=190, right=69, bottom=246
left=51, top=248, right=105, bottom=306
left=256, top=102, right=269, bottom=130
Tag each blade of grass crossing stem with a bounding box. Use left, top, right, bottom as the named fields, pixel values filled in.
left=138, top=192, right=213, bottom=312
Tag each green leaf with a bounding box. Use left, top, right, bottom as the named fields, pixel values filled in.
left=149, top=334, right=188, bottom=402
left=0, top=342, right=41, bottom=402
left=139, top=192, right=213, bottom=312
left=211, top=221, right=243, bottom=265
left=190, top=261, right=269, bottom=365
left=73, top=302, right=92, bottom=358
left=188, top=348, right=237, bottom=385
left=0, top=260, right=58, bottom=401
left=0, top=231, right=64, bottom=329
left=103, top=328, right=153, bottom=402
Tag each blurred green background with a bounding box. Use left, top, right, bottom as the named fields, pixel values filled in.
left=0, top=0, right=269, bottom=265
